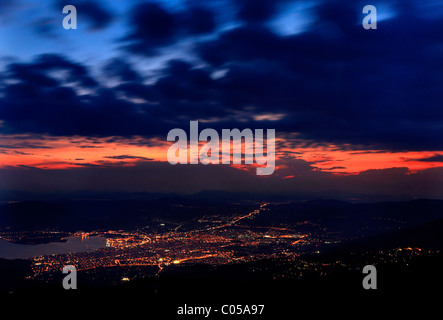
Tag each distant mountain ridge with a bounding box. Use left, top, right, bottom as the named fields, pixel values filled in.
left=0, top=189, right=424, bottom=203
left=1, top=197, right=442, bottom=239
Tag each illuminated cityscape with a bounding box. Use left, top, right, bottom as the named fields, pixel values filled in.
left=20, top=203, right=315, bottom=279
left=1, top=200, right=439, bottom=286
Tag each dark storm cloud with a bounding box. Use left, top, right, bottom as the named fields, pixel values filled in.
left=124, top=2, right=176, bottom=53
left=103, top=155, right=154, bottom=161
left=77, top=145, right=104, bottom=149
left=186, top=6, right=216, bottom=34
left=195, top=0, right=443, bottom=150
left=407, top=155, right=443, bottom=163
left=103, top=58, right=142, bottom=82
left=55, top=0, right=114, bottom=30
left=7, top=54, right=98, bottom=88
left=236, top=0, right=287, bottom=24
left=325, top=166, right=347, bottom=170
left=121, top=2, right=216, bottom=55
left=0, top=143, right=51, bottom=149
left=0, top=54, right=226, bottom=136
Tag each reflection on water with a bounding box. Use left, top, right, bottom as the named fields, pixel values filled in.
left=0, top=236, right=106, bottom=260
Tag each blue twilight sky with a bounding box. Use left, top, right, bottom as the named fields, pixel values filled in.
left=0, top=0, right=393, bottom=73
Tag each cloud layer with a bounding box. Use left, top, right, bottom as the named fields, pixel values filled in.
left=0, top=0, right=441, bottom=152
left=0, top=0, right=442, bottom=197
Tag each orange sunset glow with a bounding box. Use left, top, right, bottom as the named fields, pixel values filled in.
left=1, top=134, right=442, bottom=176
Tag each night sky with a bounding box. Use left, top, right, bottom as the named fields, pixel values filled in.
left=0, top=0, right=442, bottom=199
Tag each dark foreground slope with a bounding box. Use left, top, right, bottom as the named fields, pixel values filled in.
left=2, top=217, right=442, bottom=318
left=3, top=254, right=441, bottom=318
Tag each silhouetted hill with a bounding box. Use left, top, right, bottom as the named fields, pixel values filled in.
left=339, top=218, right=443, bottom=252
left=0, top=198, right=252, bottom=231
left=250, top=199, right=443, bottom=237
left=190, top=190, right=293, bottom=203
left=0, top=258, right=32, bottom=292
